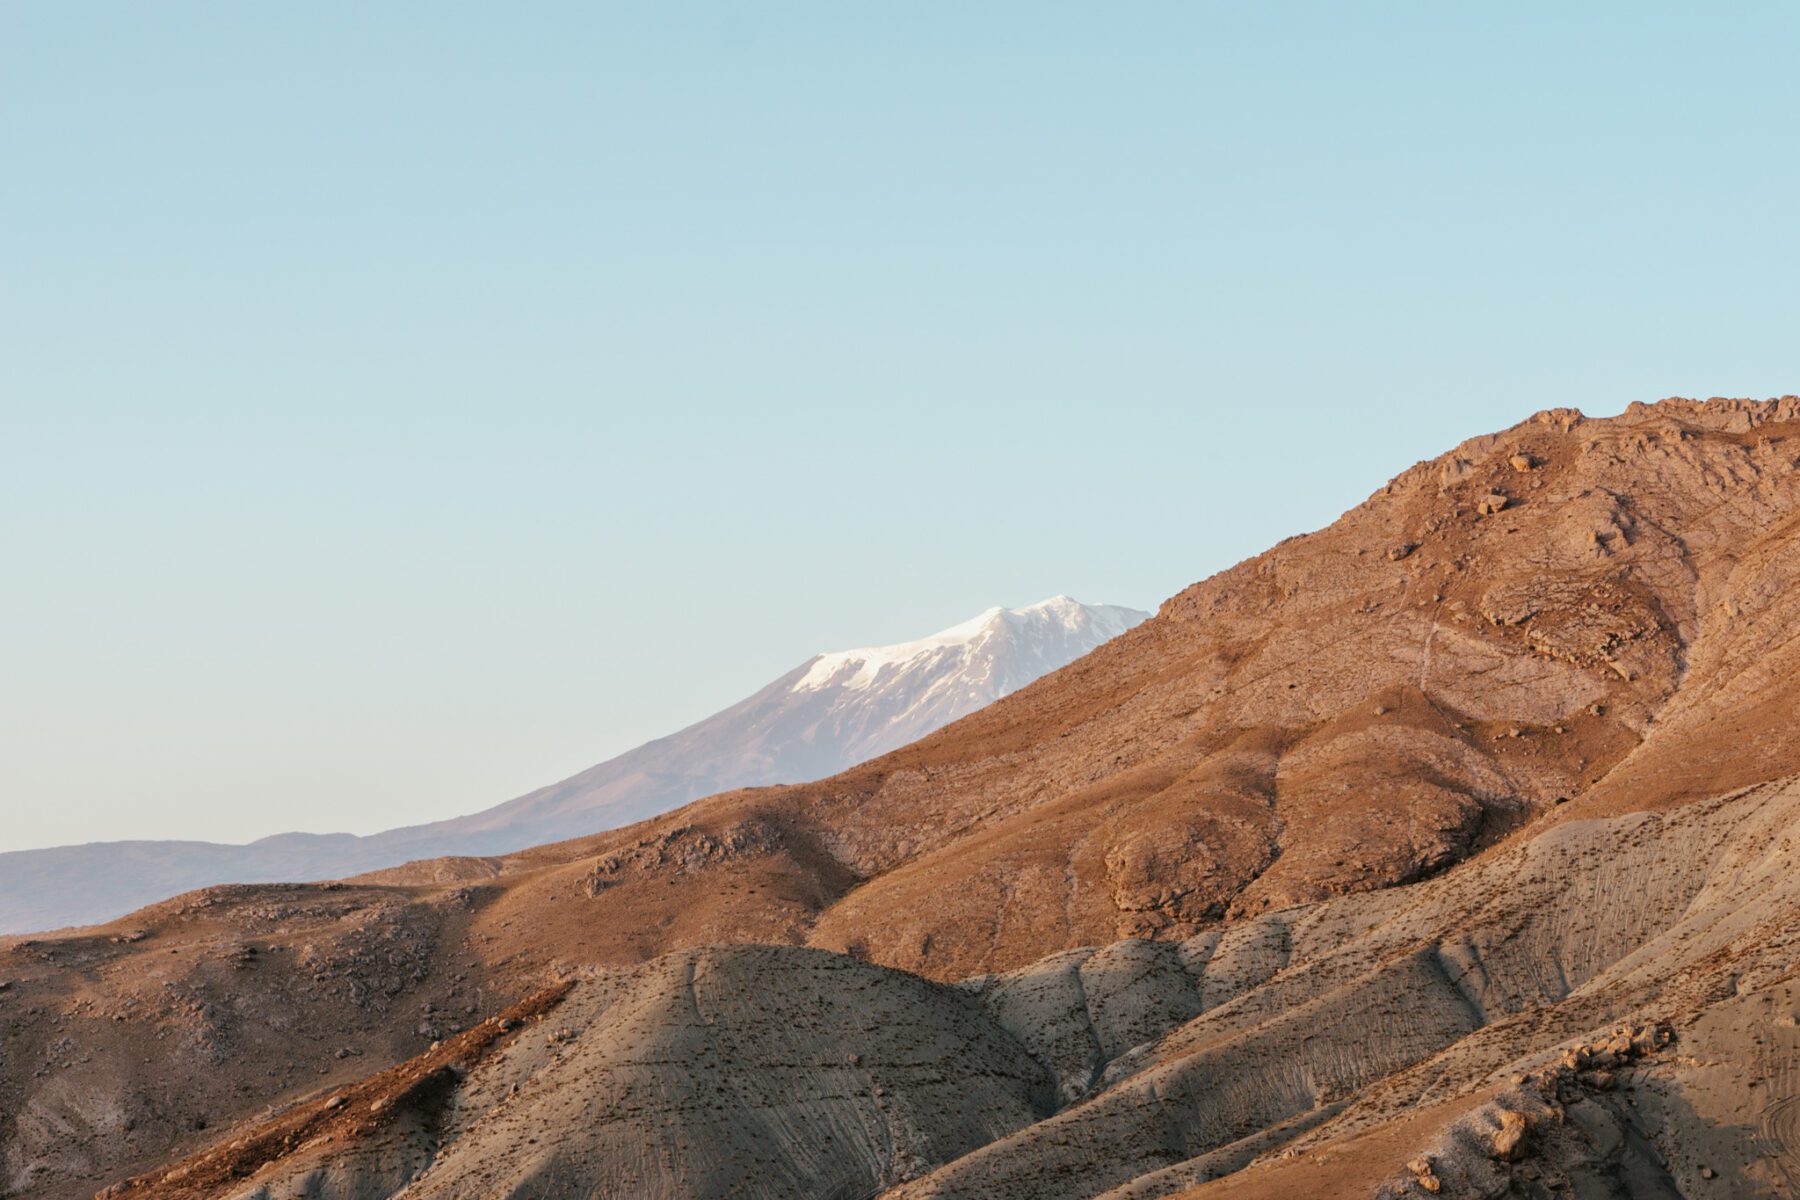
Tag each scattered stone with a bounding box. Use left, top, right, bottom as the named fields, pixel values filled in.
left=1492, top=1108, right=1530, bottom=1160
left=1477, top=492, right=1510, bottom=515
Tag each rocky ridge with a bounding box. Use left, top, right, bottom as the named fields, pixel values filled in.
left=5, top=396, right=1800, bottom=1199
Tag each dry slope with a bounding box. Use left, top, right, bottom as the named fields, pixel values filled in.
left=5, top=395, right=1800, bottom=1199
left=83, top=774, right=1800, bottom=1199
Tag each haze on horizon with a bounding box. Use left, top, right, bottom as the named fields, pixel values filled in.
left=3, top=3, right=1797, bottom=853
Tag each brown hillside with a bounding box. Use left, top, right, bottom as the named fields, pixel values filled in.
left=477, top=394, right=1800, bottom=981
left=5, top=396, right=1800, bottom=1200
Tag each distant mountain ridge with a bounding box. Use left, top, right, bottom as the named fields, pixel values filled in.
left=0, top=596, right=1147, bottom=933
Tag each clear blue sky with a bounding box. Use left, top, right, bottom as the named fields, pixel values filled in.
left=3, top=4, right=1795, bottom=851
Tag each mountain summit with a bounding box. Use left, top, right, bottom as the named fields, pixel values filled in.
left=397, top=596, right=1148, bottom=857
left=770, top=595, right=1146, bottom=765
left=0, top=597, right=1146, bottom=933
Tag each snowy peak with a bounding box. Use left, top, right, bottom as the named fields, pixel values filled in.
left=778, top=597, right=1149, bottom=769
left=0, top=595, right=1148, bottom=933
left=794, top=597, right=1147, bottom=695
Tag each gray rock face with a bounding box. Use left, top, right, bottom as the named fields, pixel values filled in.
left=882, top=775, right=1800, bottom=1199
left=0, top=598, right=1146, bottom=934
left=959, top=939, right=1205, bottom=1105
left=224, top=946, right=1056, bottom=1200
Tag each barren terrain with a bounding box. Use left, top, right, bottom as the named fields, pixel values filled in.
left=6, top=396, right=1800, bottom=1199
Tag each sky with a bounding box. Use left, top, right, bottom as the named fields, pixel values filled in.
left=2, top=3, right=1796, bottom=852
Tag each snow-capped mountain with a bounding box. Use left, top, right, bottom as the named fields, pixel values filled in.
left=787, top=595, right=1148, bottom=765
left=456, top=596, right=1148, bottom=844
left=0, top=597, right=1148, bottom=933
